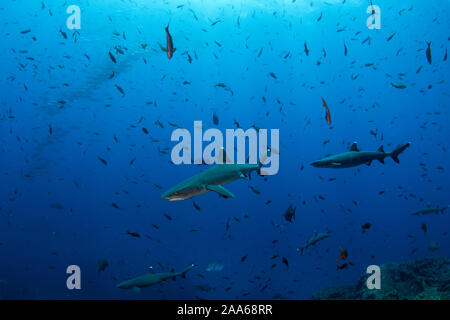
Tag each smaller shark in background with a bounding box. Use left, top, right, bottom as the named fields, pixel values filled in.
left=297, top=231, right=331, bottom=254
left=311, top=142, right=411, bottom=168
left=411, top=205, right=449, bottom=216
left=117, top=264, right=195, bottom=293
left=161, top=148, right=270, bottom=201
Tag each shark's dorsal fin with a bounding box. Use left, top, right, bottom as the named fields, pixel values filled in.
left=148, top=266, right=154, bottom=274
left=217, top=147, right=232, bottom=164
left=350, top=142, right=359, bottom=152
left=377, top=145, right=385, bottom=153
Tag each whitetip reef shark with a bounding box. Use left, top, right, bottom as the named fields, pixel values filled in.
left=117, top=264, right=195, bottom=293
left=161, top=148, right=270, bottom=201
left=311, top=142, right=411, bottom=168
left=297, top=231, right=331, bottom=254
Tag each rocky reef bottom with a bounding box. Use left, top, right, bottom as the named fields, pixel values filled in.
left=312, top=257, right=450, bottom=300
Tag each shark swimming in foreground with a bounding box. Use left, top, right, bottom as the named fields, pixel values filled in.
left=161, top=148, right=270, bottom=201
left=310, top=142, right=411, bottom=168
left=117, top=264, right=195, bottom=293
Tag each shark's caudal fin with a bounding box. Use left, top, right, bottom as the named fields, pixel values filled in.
left=390, top=142, right=411, bottom=163
left=179, top=264, right=196, bottom=279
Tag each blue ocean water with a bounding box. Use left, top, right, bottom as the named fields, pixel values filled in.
left=0, top=0, right=449, bottom=299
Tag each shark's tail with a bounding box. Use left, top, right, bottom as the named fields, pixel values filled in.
left=179, top=264, right=196, bottom=279
left=390, top=142, right=411, bottom=163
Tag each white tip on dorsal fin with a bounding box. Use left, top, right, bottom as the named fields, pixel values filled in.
left=217, top=147, right=232, bottom=164
left=350, top=142, right=359, bottom=152
left=148, top=266, right=154, bottom=274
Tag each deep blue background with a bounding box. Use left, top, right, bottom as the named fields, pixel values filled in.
left=0, top=0, right=448, bottom=299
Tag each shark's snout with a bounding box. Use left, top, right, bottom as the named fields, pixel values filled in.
left=310, top=160, right=323, bottom=168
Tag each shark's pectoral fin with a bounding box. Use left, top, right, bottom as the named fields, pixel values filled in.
left=206, top=185, right=235, bottom=198
left=378, top=158, right=385, bottom=164
left=132, top=286, right=141, bottom=293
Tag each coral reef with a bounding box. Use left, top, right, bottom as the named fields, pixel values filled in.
left=312, top=257, right=450, bottom=300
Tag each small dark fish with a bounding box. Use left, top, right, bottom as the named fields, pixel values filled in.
left=97, top=259, right=108, bottom=272
left=97, top=157, right=108, bottom=166
left=241, top=254, right=248, bottom=263
left=59, top=29, right=67, bottom=39
left=48, top=124, right=52, bottom=135
left=258, top=47, right=263, bottom=57
left=282, top=257, right=289, bottom=268
left=248, top=186, right=260, bottom=195
left=444, top=48, right=448, bottom=62
left=361, top=222, right=371, bottom=233
left=112, top=203, right=120, bottom=209
left=391, top=82, right=407, bottom=89
left=164, top=25, right=176, bottom=59
left=193, top=202, right=201, bottom=211
left=421, top=223, right=427, bottom=233
left=212, top=112, right=219, bottom=125
left=304, top=41, right=309, bottom=56
left=426, top=42, right=432, bottom=64
left=283, top=205, right=296, bottom=223
left=114, top=84, right=125, bottom=95
left=142, top=127, right=149, bottom=134
left=336, top=263, right=348, bottom=270
left=163, top=213, right=172, bottom=221
left=344, top=43, right=347, bottom=56
left=387, top=32, right=396, bottom=41
left=126, top=230, right=141, bottom=238
left=321, top=97, right=331, bottom=125
left=269, top=72, right=277, bottom=79
left=108, top=51, right=117, bottom=64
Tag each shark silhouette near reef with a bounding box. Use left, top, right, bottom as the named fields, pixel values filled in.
left=311, top=142, right=411, bottom=168
left=117, top=264, right=195, bottom=293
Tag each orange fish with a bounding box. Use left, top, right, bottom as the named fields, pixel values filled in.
left=321, top=97, right=331, bottom=125
left=336, top=247, right=348, bottom=262
left=164, top=25, right=176, bottom=59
